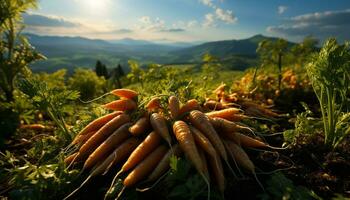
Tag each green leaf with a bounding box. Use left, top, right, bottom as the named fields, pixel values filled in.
left=169, top=155, right=178, bottom=171
left=259, top=172, right=321, bottom=200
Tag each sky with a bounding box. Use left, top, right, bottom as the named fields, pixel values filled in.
left=23, top=0, right=350, bottom=43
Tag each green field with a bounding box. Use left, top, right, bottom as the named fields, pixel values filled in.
left=1, top=1, right=350, bottom=200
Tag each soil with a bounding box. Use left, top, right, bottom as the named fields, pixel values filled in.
left=254, top=133, right=350, bottom=199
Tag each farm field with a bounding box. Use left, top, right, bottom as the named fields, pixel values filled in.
left=1, top=1, right=350, bottom=200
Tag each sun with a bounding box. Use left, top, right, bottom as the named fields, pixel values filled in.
left=83, top=0, right=110, bottom=13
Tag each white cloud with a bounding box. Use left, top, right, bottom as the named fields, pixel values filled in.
left=137, top=16, right=187, bottom=33
left=203, top=13, right=216, bottom=27
left=23, top=13, right=80, bottom=27
left=139, top=16, right=151, bottom=24
left=137, top=16, right=165, bottom=31
left=215, top=8, right=237, bottom=24
left=187, top=20, right=198, bottom=28
left=199, top=0, right=237, bottom=27
left=200, top=0, right=215, bottom=8
left=278, top=6, right=288, bottom=15
left=23, top=12, right=134, bottom=39
left=267, top=9, right=350, bottom=42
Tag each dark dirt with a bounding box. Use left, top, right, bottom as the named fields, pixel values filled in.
left=258, top=133, right=350, bottom=199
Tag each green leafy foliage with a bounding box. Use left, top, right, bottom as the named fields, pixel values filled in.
left=68, top=68, right=107, bottom=101
left=307, top=38, right=350, bottom=147
left=163, top=156, right=222, bottom=200
left=0, top=102, right=20, bottom=146
left=127, top=60, right=146, bottom=87
left=0, top=148, right=79, bottom=200
left=283, top=103, right=323, bottom=144
left=290, top=36, right=318, bottom=66
left=108, top=64, right=125, bottom=88
left=127, top=61, right=202, bottom=104
left=0, top=0, right=44, bottom=102
left=17, top=77, right=79, bottom=139
left=201, top=53, right=221, bottom=82
left=95, top=60, right=109, bottom=79
left=256, top=38, right=288, bottom=89
left=259, top=172, right=320, bottom=200
left=34, top=69, right=67, bottom=90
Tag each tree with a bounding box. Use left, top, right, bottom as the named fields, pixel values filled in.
left=95, top=60, right=108, bottom=79
left=0, top=0, right=44, bottom=102
left=109, top=64, right=125, bottom=88
left=256, top=38, right=288, bottom=89
left=291, top=36, right=318, bottom=66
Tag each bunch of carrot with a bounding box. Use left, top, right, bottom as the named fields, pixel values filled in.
left=63, top=88, right=274, bottom=199
left=204, top=83, right=281, bottom=120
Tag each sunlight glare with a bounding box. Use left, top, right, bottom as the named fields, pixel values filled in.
left=81, top=0, right=110, bottom=14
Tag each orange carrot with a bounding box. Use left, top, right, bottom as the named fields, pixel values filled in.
left=102, top=99, right=137, bottom=111
left=83, top=123, right=132, bottom=169
left=178, top=99, right=200, bottom=116
left=225, top=141, right=254, bottom=173
left=63, top=138, right=141, bottom=200
left=241, top=100, right=279, bottom=118
left=72, top=111, right=123, bottom=144
left=173, top=121, right=206, bottom=176
left=168, top=95, right=180, bottom=119
left=204, top=100, right=228, bottom=110
left=129, top=117, right=151, bottom=137
left=219, top=96, right=232, bottom=105
left=227, top=93, right=238, bottom=102
left=19, top=124, right=47, bottom=131
left=188, top=110, right=227, bottom=161
left=101, top=137, right=141, bottom=175
left=72, top=130, right=95, bottom=145
left=146, top=144, right=181, bottom=182
left=64, top=152, right=78, bottom=165
left=198, top=147, right=210, bottom=179
left=238, top=133, right=269, bottom=149
left=123, top=145, right=168, bottom=187
left=208, top=152, right=225, bottom=194
left=75, top=114, right=130, bottom=162
left=205, top=108, right=243, bottom=121
left=146, top=97, right=161, bottom=111
left=189, top=126, right=216, bottom=158
left=213, top=83, right=226, bottom=95
left=245, top=107, right=278, bottom=119
left=110, top=89, right=138, bottom=99
left=150, top=113, right=172, bottom=145
left=120, top=131, right=162, bottom=173
left=209, top=117, right=252, bottom=134
left=209, top=117, right=248, bottom=144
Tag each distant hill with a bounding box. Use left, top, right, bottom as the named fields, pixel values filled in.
left=26, top=34, right=181, bottom=56
left=171, top=34, right=293, bottom=62
left=109, top=38, right=154, bottom=46
left=109, top=38, right=201, bottom=48
left=26, top=33, right=295, bottom=73
left=25, top=33, right=182, bottom=73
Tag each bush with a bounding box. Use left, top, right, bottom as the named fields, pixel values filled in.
left=34, top=69, right=67, bottom=90
left=68, top=68, right=107, bottom=101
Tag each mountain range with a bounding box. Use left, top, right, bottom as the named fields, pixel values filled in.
left=26, top=33, right=291, bottom=73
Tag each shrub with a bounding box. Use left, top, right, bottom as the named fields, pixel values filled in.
left=68, top=68, right=107, bottom=101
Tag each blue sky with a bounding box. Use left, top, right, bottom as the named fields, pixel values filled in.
left=24, top=0, right=350, bottom=43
